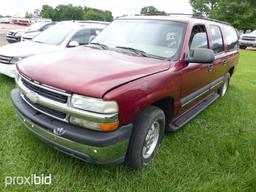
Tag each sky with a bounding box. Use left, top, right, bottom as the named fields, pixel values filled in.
left=0, top=0, right=192, bottom=18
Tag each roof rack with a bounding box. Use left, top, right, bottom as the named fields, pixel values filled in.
left=167, top=13, right=193, bottom=16
left=74, top=20, right=110, bottom=25
left=196, top=16, right=231, bottom=26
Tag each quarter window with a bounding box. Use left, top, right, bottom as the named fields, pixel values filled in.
left=210, top=25, right=224, bottom=54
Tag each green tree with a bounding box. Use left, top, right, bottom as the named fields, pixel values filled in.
left=41, top=5, right=55, bottom=19
left=54, top=4, right=84, bottom=21
left=190, top=0, right=256, bottom=31
left=40, top=4, right=113, bottom=22
left=25, top=12, right=33, bottom=18
left=84, top=7, right=113, bottom=21
left=140, top=6, right=166, bottom=16
left=190, top=0, right=218, bottom=17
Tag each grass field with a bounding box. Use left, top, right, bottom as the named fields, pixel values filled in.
left=0, top=50, right=256, bottom=192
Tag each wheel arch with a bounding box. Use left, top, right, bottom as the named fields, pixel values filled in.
left=151, top=96, right=174, bottom=129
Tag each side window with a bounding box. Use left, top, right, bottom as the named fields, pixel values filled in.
left=223, top=25, right=239, bottom=51
left=210, top=25, right=224, bottom=54
left=189, top=25, right=209, bottom=50
left=70, top=29, right=91, bottom=45
left=91, top=29, right=102, bottom=36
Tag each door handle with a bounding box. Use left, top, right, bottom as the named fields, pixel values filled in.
left=208, top=63, right=213, bottom=72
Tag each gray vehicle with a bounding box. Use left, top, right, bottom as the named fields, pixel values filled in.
left=239, top=30, right=256, bottom=49
left=0, top=21, right=108, bottom=78
left=6, top=22, right=56, bottom=43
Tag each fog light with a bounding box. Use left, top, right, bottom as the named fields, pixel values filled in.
left=70, top=116, right=119, bottom=131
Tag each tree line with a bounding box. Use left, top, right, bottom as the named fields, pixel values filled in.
left=190, top=0, right=256, bottom=32
left=26, top=2, right=255, bottom=32
left=40, top=4, right=113, bottom=22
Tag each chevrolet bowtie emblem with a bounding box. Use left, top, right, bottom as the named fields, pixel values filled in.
left=53, top=128, right=66, bottom=136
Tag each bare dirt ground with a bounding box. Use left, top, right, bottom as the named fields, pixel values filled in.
left=0, top=24, right=25, bottom=46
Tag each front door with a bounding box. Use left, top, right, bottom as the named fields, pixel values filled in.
left=179, top=24, right=213, bottom=115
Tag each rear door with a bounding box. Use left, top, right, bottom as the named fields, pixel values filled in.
left=208, top=25, right=227, bottom=92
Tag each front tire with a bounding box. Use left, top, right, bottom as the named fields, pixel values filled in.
left=125, top=106, right=165, bottom=169
left=218, top=73, right=230, bottom=96
left=240, top=45, right=247, bottom=49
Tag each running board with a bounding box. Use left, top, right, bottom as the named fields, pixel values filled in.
left=167, top=93, right=220, bottom=132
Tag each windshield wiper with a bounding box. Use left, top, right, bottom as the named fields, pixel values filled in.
left=115, top=46, right=148, bottom=57
left=87, top=42, right=108, bottom=50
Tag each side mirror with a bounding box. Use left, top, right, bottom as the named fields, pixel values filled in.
left=68, top=41, right=79, bottom=48
left=187, top=48, right=215, bottom=64
left=88, top=35, right=96, bottom=43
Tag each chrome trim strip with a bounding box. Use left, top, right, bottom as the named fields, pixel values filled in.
left=181, top=76, right=224, bottom=107
left=181, top=85, right=209, bottom=107
left=17, top=74, right=118, bottom=123
left=210, top=80, right=223, bottom=89
left=16, top=110, right=128, bottom=163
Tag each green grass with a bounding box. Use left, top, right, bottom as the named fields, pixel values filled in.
left=1, top=50, right=256, bottom=192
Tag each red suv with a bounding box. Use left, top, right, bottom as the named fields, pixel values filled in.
left=11, top=16, right=239, bottom=169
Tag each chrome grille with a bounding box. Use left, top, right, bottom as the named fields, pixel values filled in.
left=21, top=78, right=68, bottom=103
left=0, top=55, right=12, bottom=64
left=19, top=75, right=70, bottom=122
left=242, top=36, right=256, bottom=41
left=22, top=94, right=67, bottom=120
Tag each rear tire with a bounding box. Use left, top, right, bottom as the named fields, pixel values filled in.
left=218, top=73, right=230, bottom=96
left=125, top=106, right=165, bottom=169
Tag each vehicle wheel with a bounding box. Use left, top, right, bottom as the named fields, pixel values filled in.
left=240, top=45, right=247, bottom=49
left=218, top=73, right=230, bottom=96
left=125, top=106, right=165, bottom=169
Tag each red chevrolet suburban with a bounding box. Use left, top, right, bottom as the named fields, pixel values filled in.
left=11, top=16, right=239, bottom=169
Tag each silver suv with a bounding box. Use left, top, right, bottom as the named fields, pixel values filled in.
left=239, top=30, right=256, bottom=49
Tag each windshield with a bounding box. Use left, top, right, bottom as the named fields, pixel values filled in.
left=91, top=19, right=187, bottom=60
left=33, top=25, right=73, bottom=45
left=27, top=22, right=49, bottom=31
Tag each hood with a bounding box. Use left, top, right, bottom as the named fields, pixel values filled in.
left=0, top=41, right=60, bottom=57
left=18, top=47, right=171, bottom=98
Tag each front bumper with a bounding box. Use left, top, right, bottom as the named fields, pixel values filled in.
left=11, top=89, right=133, bottom=164
left=239, top=40, right=256, bottom=47
left=6, top=36, right=20, bottom=43
left=0, top=63, right=16, bottom=78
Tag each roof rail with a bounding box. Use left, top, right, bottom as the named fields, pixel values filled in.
left=196, top=16, right=231, bottom=26
left=74, top=20, right=110, bottom=25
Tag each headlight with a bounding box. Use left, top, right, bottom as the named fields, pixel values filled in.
left=10, top=57, right=25, bottom=64
left=70, top=94, right=119, bottom=131
left=71, top=94, right=118, bottom=114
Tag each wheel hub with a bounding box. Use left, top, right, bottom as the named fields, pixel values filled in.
left=142, top=121, right=160, bottom=159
